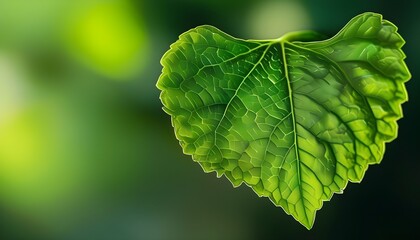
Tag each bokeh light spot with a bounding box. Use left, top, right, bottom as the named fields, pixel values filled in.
left=63, top=1, right=148, bottom=79
left=246, top=0, right=311, bottom=39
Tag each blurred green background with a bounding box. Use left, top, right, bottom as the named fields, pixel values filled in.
left=0, top=0, right=419, bottom=239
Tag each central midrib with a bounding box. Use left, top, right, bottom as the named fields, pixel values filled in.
left=279, top=40, right=310, bottom=224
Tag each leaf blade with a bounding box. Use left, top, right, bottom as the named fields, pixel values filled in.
left=157, top=12, right=410, bottom=229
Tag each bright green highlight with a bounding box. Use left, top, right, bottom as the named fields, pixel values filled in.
left=157, top=13, right=410, bottom=229
left=64, top=1, right=148, bottom=79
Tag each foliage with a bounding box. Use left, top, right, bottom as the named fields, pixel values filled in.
left=158, top=12, right=410, bottom=229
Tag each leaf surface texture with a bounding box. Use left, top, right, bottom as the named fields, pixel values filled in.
left=157, top=12, right=410, bottom=229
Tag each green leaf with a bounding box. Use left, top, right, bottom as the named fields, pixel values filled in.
left=156, top=12, right=411, bottom=229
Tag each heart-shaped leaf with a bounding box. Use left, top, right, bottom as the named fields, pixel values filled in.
left=156, top=12, right=410, bottom=229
